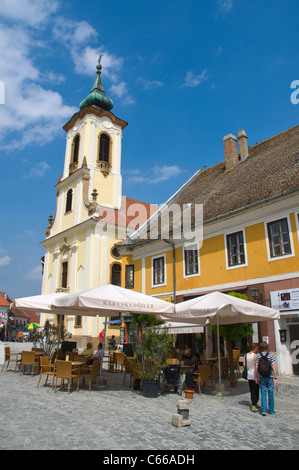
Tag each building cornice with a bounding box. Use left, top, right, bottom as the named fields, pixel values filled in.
left=63, top=106, right=128, bottom=132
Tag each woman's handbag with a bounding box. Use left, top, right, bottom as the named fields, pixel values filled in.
left=242, top=354, right=248, bottom=380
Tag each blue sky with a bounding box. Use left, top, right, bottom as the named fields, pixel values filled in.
left=0, top=0, right=298, bottom=300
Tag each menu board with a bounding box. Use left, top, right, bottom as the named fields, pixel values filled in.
left=270, top=288, right=299, bottom=311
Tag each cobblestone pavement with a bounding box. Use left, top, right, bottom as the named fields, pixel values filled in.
left=0, top=367, right=298, bottom=451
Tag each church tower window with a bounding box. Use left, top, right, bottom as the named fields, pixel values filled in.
left=97, top=133, right=111, bottom=174
left=73, top=135, right=80, bottom=163
left=69, top=134, right=80, bottom=174
left=65, top=188, right=73, bottom=213
left=111, top=263, right=121, bottom=286
left=99, top=133, right=110, bottom=163
left=61, top=261, right=68, bottom=289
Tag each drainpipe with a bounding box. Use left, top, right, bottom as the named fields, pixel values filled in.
left=163, top=240, right=176, bottom=304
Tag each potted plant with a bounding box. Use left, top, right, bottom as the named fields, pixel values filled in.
left=131, top=315, right=172, bottom=397
left=28, top=320, right=72, bottom=355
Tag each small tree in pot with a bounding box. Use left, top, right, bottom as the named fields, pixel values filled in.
left=28, top=320, right=72, bottom=356
left=132, top=314, right=172, bottom=397
left=211, top=292, right=254, bottom=384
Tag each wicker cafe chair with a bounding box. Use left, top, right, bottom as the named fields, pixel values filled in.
left=209, top=364, right=219, bottom=389
left=112, top=352, right=125, bottom=372
left=19, top=351, right=38, bottom=376
left=78, top=360, right=101, bottom=392
left=193, top=365, right=210, bottom=395
left=37, top=356, right=56, bottom=388
left=54, top=360, right=80, bottom=393
left=123, top=357, right=142, bottom=391
left=220, top=357, right=229, bottom=378
left=1, top=347, right=20, bottom=373
left=50, top=350, right=57, bottom=364
left=233, top=349, right=240, bottom=376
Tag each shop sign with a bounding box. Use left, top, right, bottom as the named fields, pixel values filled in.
left=270, top=288, right=299, bottom=311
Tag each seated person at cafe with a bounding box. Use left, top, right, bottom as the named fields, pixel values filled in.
left=82, top=342, right=94, bottom=356
left=180, top=344, right=192, bottom=360
left=87, top=342, right=103, bottom=365
left=185, top=354, right=202, bottom=389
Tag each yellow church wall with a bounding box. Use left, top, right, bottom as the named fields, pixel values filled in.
left=44, top=244, right=55, bottom=294
left=76, top=231, right=87, bottom=287
left=60, top=206, right=75, bottom=233
left=93, top=170, right=115, bottom=208
left=83, top=121, right=91, bottom=161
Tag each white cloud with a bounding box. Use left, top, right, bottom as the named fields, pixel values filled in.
left=0, top=255, right=11, bottom=266
left=217, top=0, right=234, bottom=15
left=137, top=77, right=163, bottom=90
left=0, top=20, right=76, bottom=151
left=127, top=165, right=183, bottom=184
left=109, top=81, right=135, bottom=105
left=152, top=165, right=182, bottom=183
left=52, top=18, right=133, bottom=105
left=0, top=1, right=135, bottom=151
left=27, top=265, right=42, bottom=280
left=24, top=161, right=50, bottom=179
left=52, top=18, right=97, bottom=48
left=183, top=69, right=208, bottom=88
left=0, top=0, right=59, bottom=27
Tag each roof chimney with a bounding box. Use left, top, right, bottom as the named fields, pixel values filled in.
left=223, top=134, right=239, bottom=171
left=237, top=129, right=248, bottom=160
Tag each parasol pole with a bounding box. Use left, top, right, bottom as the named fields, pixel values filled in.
left=216, top=313, right=222, bottom=385
left=99, top=314, right=108, bottom=378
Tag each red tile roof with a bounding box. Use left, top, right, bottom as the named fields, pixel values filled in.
left=0, top=292, right=40, bottom=323
left=120, top=124, right=299, bottom=246
left=0, top=292, right=11, bottom=307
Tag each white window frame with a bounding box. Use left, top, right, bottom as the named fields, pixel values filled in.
left=183, top=241, right=200, bottom=278
left=151, top=253, right=166, bottom=288
left=224, top=228, right=248, bottom=270
left=265, top=214, right=295, bottom=262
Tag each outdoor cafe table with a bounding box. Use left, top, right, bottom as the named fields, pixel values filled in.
left=71, top=361, right=87, bottom=370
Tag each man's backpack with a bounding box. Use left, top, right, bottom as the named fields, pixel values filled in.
left=258, top=352, right=272, bottom=377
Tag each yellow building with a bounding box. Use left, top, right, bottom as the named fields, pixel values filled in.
left=40, top=57, right=157, bottom=347
left=119, top=125, right=299, bottom=374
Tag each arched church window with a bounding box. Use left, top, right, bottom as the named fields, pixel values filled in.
left=61, top=262, right=68, bottom=289
left=99, top=134, right=110, bottom=163
left=65, top=188, right=73, bottom=213
left=111, top=263, right=121, bottom=286
left=72, top=135, right=80, bottom=163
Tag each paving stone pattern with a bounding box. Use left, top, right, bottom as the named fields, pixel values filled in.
left=0, top=368, right=299, bottom=450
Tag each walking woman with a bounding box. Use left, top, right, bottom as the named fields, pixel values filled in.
left=243, top=343, right=260, bottom=412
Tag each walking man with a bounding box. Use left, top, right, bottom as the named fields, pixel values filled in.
left=255, top=341, right=278, bottom=416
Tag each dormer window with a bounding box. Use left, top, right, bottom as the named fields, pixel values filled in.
left=65, top=188, right=73, bottom=213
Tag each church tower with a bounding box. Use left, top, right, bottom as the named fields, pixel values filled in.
left=39, top=58, right=153, bottom=347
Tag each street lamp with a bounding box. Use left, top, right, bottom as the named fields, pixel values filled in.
left=249, top=287, right=263, bottom=304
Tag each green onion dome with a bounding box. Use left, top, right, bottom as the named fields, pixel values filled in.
left=79, top=55, right=114, bottom=112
